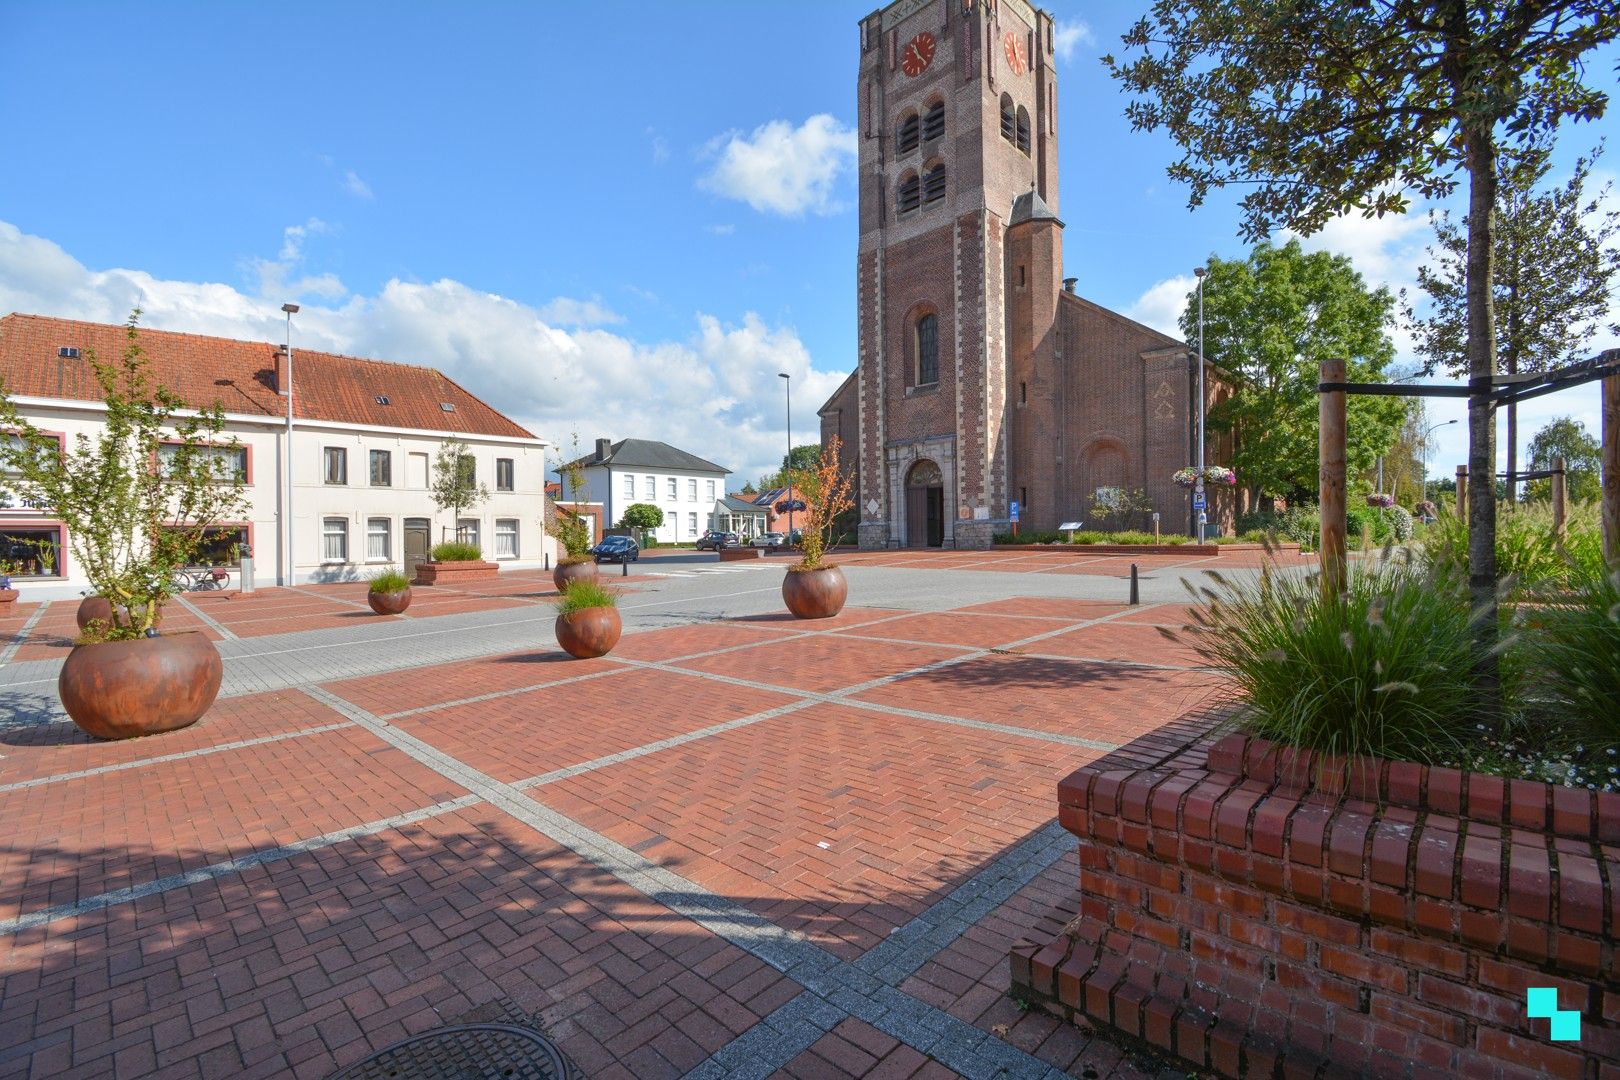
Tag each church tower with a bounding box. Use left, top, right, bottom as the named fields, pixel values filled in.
left=852, top=0, right=1061, bottom=548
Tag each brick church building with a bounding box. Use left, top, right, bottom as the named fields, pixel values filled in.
left=818, top=0, right=1229, bottom=548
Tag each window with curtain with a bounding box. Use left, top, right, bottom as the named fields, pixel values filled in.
left=496, top=458, right=514, bottom=491
left=369, top=449, right=391, bottom=487
left=323, top=447, right=347, bottom=485
left=366, top=518, right=390, bottom=560
left=322, top=518, right=348, bottom=561
left=495, top=519, right=518, bottom=558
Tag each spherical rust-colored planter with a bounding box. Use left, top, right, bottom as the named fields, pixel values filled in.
left=367, top=587, right=412, bottom=616
left=782, top=564, right=848, bottom=620
left=554, top=606, right=621, bottom=659
left=553, top=559, right=599, bottom=593
left=58, top=632, right=224, bottom=740
left=77, top=595, right=164, bottom=632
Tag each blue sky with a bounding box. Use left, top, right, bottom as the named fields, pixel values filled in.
left=1, top=1, right=1615, bottom=486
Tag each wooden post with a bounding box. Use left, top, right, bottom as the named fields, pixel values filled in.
left=1551, top=456, right=1567, bottom=540
left=1319, top=358, right=1347, bottom=596
left=1605, top=373, right=1619, bottom=567
left=1456, top=465, right=1468, bottom=520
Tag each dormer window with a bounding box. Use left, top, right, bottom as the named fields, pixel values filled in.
left=374, top=395, right=390, bottom=405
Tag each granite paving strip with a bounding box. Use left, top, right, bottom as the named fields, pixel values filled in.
left=300, top=683, right=1069, bottom=1080
left=170, top=592, right=241, bottom=641
left=0, top=600, right=50, bottom=665
left=0, top=794, right=481, bottom=936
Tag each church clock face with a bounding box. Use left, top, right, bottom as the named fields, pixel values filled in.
left=901, top=31, right=936, bottom=77
left=1003, top=31, right=1027, bottom=75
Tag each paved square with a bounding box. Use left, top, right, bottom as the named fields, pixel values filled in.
left=0, top=550, right=1285, bottom=1077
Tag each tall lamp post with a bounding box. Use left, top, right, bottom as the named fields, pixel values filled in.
left=1421, top=418, right=1459, bottom=504
left=778, top=372, right=793, bottom=540
left=1193, top=266, right=1207, bottom=542
left=280, top=303, right=299, bottom=586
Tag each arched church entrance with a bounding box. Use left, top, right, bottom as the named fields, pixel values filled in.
left=904, top=459, right=945, bottom=548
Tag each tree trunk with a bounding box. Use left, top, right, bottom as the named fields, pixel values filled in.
left=1463, top=126, right=1500, bottom=712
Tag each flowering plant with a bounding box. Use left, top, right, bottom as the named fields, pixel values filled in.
left=1366, top=493, right=1395, bottom=508
left=1172, top=465, right=1236, bottom=488
left=1416, top=500, right=1438, bottom=517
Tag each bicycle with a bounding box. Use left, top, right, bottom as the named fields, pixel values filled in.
left=170, top=567, right=231, bottom=592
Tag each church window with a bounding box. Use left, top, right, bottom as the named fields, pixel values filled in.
left=1018, top=265, right=1026, bottom=288
left=897, top=111, right=920, bottom=153
left=922, top=163, right=946, bottom=204
left=1020, top=381, right=1027, bottom=405
left=1016, top=106, right=1031, bottom=154
left=916, top=314, right=939, bottom=386
left=1000, top=94, right=1016, bottom=144
left=897, top=171, right=921, bottom=215
left=921, top=100, right=945, bottom=143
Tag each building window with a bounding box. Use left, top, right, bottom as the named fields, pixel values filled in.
left=1000, top=94, right=1016, bottom=143
left=623, top=474, right=635, bottom=500
left=0, top=525, right=64, bottom=577
left=916, top=313, right=939, bottom=386
left=369, top=449, right=392, bottom=487
left=495, top=519, right=518, bottom=559
left=367, top=517, right=391, bottom=561
left=688, top=512, right=698, bottom=535
left=1016, top=105, right=1031, bottom=154
left=322, top=517, right=348, bottom=562
left=496, top=457, right=514, bottom=492
left=897, top=111, right=920, bottom=153
left=644, top=475, right=655, bottom=499
left=158, top=442, right=246, bottom=482
left=897, top=171, right=921, bottom=216
left=323, top=447, right=347, bottom=485
left=667, top=477, right=677, bottom=500
left=921, top=100, right=944, bottom=142
left=457, top=518, right=480, bottom=549
left=408, top=452, right=429, bottom=487
left=163, top=525, right=248, bottom=567
left=456, top=454, right=476, bottom=486
left=706, top=480, right=716, bottom=501
left=922, top=162, right=946, bottom=204
left=688, top=478, right=698, bottom=501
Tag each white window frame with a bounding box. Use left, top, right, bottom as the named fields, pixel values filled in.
left=688, top=478, right=697, bottom=501
left=323, top=447, right=348, bottom=485
left=623, top=473, right=635, bottom=500
left=667, top=477, right=677, bottom=500
left=706, top=480, right=716, bottom=501
left=688, top=512, right=698, bottom=535
left=495, top=518, right=518, bottom=559
left=369, top=449, right=392, bottom=487
left=645, top=475, right=655, bottom=500
left=322, top=517, right=349, bottom=562
left=457, top=518, right=480, bottom=550
left=366, top=517, right=391, bottom=561
left=496, top=457, right=514, bottom=492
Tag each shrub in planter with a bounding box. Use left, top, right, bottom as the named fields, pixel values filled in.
left=781, top=437, right=855, bottom=619
left=366, top=568, right=412, bottom=615
left=0, top=311, right=247, bottom=739
left=430, top=540, right=483, bottom=562
left=553, top=579, right=621, bottom=658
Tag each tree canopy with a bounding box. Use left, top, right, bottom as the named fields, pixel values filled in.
left=1187, top=240, right=1407, bottom=504
left=619, top=503, right=664, bottom=531
left=430, top=438, right=489, bottom=521
left=1526, top=415, right=1602, bottom=503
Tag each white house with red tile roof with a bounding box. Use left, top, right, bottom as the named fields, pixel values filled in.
left=0, top=313, right=553, bottom=595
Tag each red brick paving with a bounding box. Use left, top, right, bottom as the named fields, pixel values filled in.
left=834, top=611, right=1069, bottom=651
left=1028, top=622, right=1207, bottom=668
left=321, top=650, right=619, bottom=718
left=672, top=622, right=959, bottom=693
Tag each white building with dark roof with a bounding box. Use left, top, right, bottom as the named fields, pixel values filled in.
left=558, top=438, right=731, bottom=545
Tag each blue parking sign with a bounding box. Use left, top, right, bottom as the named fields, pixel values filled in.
left=1010, top=501, right=1021, bottom=521
left=1192, top=492, right=1206, bottom=510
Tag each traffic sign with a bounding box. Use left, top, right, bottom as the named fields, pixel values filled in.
left=1009, top=501, right=1021, bottom=521
left=1192, top=492, right=1206, bottom=510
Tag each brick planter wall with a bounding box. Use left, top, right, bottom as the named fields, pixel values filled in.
left=717, top=547, right=764, bottom=562
left=411, top=560, right=499, bottom=586
left=1011, top=728, right=1619, bottom=1079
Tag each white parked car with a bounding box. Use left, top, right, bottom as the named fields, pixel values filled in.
left=749, top=532, right=785, bottom=549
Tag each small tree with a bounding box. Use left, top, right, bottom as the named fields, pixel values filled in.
left=620, top=503, right=664, bottom=534
left=1089, top=487, right=1154, bottom=532
left=1526, top=416, right=1602, bottom=504
left=430, top=438, right=489, bottom=546
left=0, top=311, right=248, bottom=637
left=546, top=432, right=592, bottom=562
left=788, top=436, right=855, bottom=571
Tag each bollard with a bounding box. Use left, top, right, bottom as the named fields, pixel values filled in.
left=622, top=560, right=628, bottom=577
left=545, top=552, right=551, bottom=571
left=1129, top=563, right=1139, bottom=605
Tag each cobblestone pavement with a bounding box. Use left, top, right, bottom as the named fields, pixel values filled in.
left=0, top=555, right=1236, bottom=1079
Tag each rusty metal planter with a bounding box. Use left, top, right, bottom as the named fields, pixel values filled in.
left=59, top=632, right=223, bottom=740
left=782, top=564, right=847, bottom=619
left=367, top=587, right=412, bottom=616
left=554, top=606, right=621, bottom=659
left=553, top=559, right=599, bottom=593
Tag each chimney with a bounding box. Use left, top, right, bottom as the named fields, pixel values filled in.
left=274, top=345, right=288, bottom=395
left=1062, top=277, right=1077, bottom=294
left=595, top=438, right=611, bottom=461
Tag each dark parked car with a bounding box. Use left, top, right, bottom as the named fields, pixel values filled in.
left=696, top=530, right=739, bottom=551
left=590, top=535, right=640, bottom=564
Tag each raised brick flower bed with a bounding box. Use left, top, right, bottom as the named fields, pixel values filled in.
left=412, top=560, right=499, bottom=586
left=1011, top=726, right=1619, bottom=1079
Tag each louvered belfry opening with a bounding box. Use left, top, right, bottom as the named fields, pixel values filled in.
left=897, top=113, right=920, bottom=153
left=921, top=101, right=944, bottom=143
left=1000, top=94, right=1015, bottom=142
left=897, top=172, right=921, bottom=215
left=1016, top=106, right=1031, bottom=154
left=921, top=163, right=946, bottom=205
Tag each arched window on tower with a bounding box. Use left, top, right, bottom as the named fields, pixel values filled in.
left=896, top=111, right=920, bottom=154
left=921, top=100, right=945, bottom=143
left=1000, top=94, right=1016, bottom=144
left=915, top=313, right=939, bottom=386
left=1016, top=105, right=1031, bottom=155
left=896, top=171, right=921, bottom=216
left=921, top=162, right=946, bottom=205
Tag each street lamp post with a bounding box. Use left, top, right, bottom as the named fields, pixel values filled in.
left=779, top=372, right=792, bottom=540
left=1194, top=266, right=1207, bottom=542
left=1421, top=418, right=1459, bottom=504
left=280, top=303, right=299, bottom=586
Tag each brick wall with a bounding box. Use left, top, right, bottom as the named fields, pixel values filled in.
left=1012, top=726, right=1619, bottom=1079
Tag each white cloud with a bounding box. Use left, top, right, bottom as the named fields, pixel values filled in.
left=705, top=224, right=736, bottom=236
left=699, top=114, right=857, bottom=217
left=0, top=220, right=844, bottom=484
left=535, top=296, right=623, bottom=326
left=647, top=128, right=670, bottom=165
left=248, top=218, right=347, bottom=303
left=1053, top=20, right=1094, bottom=62
left=343, top=170, right=374, bottom=199
left=1124, top=274, right=1195, bottom=338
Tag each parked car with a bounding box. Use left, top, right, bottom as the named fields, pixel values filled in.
left=696, top=530, right=739, bottom=551
left=750, top=532, right=785, bottom=549
left=590, top=535, right=640, bottom=563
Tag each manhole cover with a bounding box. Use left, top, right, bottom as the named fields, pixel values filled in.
left=325, top=1023, right=579, bottom=1080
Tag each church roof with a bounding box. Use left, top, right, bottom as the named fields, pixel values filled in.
left=1009, top=190, right=1063, bottom=227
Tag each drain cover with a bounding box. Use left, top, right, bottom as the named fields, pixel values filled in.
left=326, top=1023, right=578, bottom=1080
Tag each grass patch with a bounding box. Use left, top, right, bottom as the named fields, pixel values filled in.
left=553, top=579, right=617, bottom=614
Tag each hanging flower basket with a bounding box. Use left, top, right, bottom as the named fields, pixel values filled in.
left=1416, top=500, right=1438, bottom=517
left=1366, top=493, right=1395, bottom=508
left=1172, top=466, right=1237, bottom=488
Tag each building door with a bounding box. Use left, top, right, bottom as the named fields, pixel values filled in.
left=404, top=518, right=430, bottom=577
left=904, top=460, right=945, bottom=548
